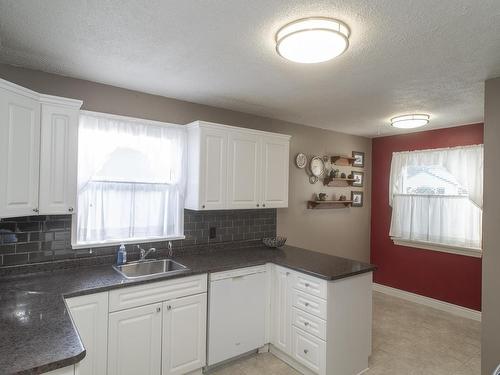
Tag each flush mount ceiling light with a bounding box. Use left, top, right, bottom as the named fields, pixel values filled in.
left=275, top=17, right=350, bottom=63
left=390, top=114, right=430, bottom=129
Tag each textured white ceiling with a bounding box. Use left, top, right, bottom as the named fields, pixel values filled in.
left=1, top=0, right=499, bottom=137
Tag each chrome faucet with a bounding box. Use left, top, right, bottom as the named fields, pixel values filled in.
left=137, top=245, right=156, bottom=261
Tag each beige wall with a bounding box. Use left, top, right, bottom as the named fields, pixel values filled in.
left=0, top=63, right=371, bottom=262
left=482, top=77, right=500, bottom=374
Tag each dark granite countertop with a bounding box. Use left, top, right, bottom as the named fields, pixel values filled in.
left=0, top=245, right=375, bottom=374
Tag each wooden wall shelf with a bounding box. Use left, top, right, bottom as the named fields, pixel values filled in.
left=323, top=177, right=357, bottom=187
left=330, top=155, right=355, bottom=166
left=307, top=200, right=353, bottom=209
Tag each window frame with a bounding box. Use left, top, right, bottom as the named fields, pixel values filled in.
left=391, top=237, right=482, bottom=258
left=71, top=110, right=186, bottom=249
left=389, top=145, right=483, bottom=254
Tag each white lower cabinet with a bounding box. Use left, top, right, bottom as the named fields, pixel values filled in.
left=66, top=292, right=109, bottom=375
left=108, top=302, right=163, bottom=375
left=271, top=265, right=292, bottom=355
left=162, top=294, right=207, bottom=375
left=270, top=266, right=373, bottom=375
left=291, top=327, right=326, bottom=375
left=107, top=274, right=208, bottom=375
left=65, top=274, right=207, bottom=375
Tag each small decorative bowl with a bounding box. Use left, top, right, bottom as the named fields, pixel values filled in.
left=263, top=236, right=287, bottom=248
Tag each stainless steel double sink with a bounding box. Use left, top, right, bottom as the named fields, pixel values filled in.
left=113, top=259, right=188, bottom=279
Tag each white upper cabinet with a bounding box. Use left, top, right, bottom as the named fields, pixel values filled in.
left=186, top=121, right=290, bottom=210
left=0, top=82, right=41, bottom=218
left=0, top=79, right=82, bottom=219
left=227, top=131, right=261, bottom=209
left=39, top=96, right=82, bottom=215
left=261, top=136, right=290, bottom=208
left=186, top=125, right=227, bottom=210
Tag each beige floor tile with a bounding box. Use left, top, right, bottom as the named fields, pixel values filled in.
left=210, top=292, right=481, bottom=375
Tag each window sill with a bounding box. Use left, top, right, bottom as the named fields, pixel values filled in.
left=71, top=235, right=186, bottom=250
left=391, top=238, right=482, bottom=258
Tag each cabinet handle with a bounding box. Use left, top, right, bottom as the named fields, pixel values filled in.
left=156, top=307, right=161, bottom=313
left=305, top=283, right=310, bottom=288
left=286, top=272, right=290, bottom=276
left=256, top=204, right=260, bottom=207
left=304, top=322, right=309, bottom=326
left=68, top=207, right=74, bottom=212
left=304, top=302, right=310, bottom=307
left=166, top=305, right=172, bottom=310
left=202, top=205, right=205, bottom=209
left=32, top=208, right=39, bottom=213
left=304, top=349, right=309, bottom=354
left=262, top=204, right=266, bottom=207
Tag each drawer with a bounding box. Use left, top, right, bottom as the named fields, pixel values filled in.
left=292, top=326, right=326, bottom=375
left=292, top=307, right=326, bottom=341
left=109, top=274, right=207, bottom=312
left=293, top=272, right=327, bottom=299
left=292, top=289, right=327, bottom=320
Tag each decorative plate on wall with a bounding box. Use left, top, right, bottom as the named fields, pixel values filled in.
left=310, top=156, right=325, bottom=177
left=296, top=153, right=307, bottom=168
left=309, top=175, right=318, bottom=184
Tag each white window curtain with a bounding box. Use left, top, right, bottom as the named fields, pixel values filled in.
left=76, top=112, right=187, bottom=246
left=389, top=145, right=483, bottom=250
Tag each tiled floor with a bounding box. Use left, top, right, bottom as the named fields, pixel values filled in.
left=210, top=291, right=481, bottom=375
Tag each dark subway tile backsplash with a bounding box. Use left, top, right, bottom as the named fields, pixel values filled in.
left=0, top=209, right=277, bottom=268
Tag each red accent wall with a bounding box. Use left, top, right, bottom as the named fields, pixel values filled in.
left=371, top=123, right=483, bottom=311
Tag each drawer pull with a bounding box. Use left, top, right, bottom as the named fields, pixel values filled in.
left=304, top=349, right=309, bottom=354
left=304, top=322, right=309, bottom=326
left=157, top=306, right=162, bottom=313
left=304, top=302, right=310, bottom=307
left=305, top=283, right=310, bottom=287
left=166, top=305, right=171, bottom=310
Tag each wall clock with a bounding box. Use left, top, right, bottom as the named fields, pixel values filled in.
left=310, top=156, right=325, bottom=177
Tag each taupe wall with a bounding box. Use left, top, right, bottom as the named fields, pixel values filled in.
left=482, top=77, right=500, bottom=375
left=0, top=63, right=371, bottom=262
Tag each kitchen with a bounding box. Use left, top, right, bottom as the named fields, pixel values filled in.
left=0, top=1, right=499, bottom=375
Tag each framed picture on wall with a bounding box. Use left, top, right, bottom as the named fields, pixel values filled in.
left=351, top=191, right=363, bottom=207
left=352, top=171, right=364, bottom=187
left=352, top=151, right=365, bottom=167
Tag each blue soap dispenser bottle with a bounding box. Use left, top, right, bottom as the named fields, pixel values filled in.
left=117, top=243, right=127, bottom=265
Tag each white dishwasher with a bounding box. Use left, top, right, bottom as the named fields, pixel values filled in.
left=208, top=265, right=267, bottom=366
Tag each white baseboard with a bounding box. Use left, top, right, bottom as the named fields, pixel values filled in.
left=373, top=283, right=481, bottom=321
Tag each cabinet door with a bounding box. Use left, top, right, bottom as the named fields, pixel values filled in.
left=162, top=294, right=207, bottom=375
left=0, top=88, right=40, bottom=218
left=261, top=136, right=289, bottom=208
left=39, top=104, right=79, bottom=215
left=66, top=292, right=109, bottom=375
left=227, top=131, right=261, bottom=209
left=199, top=128, right=227, bottom=210
left=108, top=303, right=162, bottom=375
left=271, top=266, right=292, bottom=355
